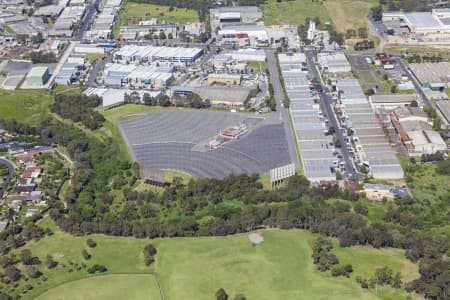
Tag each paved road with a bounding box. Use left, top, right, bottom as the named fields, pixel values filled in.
left=367, top=13, right=387, bottom=53
left=0, top=157, right=16, bottom=201
left=265, top=49, right=300, bottom=171
left=75, top=0, right=102, bottom=40
left=305, top=50, right=356, bottom=179
left=87, top=52, right=111, bottom=87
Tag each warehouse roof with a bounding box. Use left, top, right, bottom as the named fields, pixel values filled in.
left=27, top=66, right=48, bottom=77
left=435, top=100, right=450, bottom=124
left=409, top=62, right=450, bottom=84
left=370, top=94, right=419, bottom=104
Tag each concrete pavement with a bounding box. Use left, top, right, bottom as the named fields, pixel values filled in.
left=265, top=49, right=300, bottom=171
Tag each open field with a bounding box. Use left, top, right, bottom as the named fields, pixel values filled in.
left=262, top=0, right=331, bottom=27
left=398, top=157, right=450, bottom=234
left=119, top=110, right=291, bottom=178
left=11, top=217, right=418, bottom=300
left=386, top=44, right=450, bottom=57
left=324, top=0, right=377, bottom=32
left=0, top=89, right=52, bottom=125
left=36, top=274, right=161, bottom=300
left=114, top=1, right=198, bottom=36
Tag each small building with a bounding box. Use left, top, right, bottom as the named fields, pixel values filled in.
left=25, top=67, right=50, bottom=86
left=25, top=208, right=40, bottom=218
left=363, top=183, right=395, bottom=200
left=207, top=73, right=242, bottom=85
left=369, top=94, right=420, bottom=110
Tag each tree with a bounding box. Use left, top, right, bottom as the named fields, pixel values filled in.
left=20, top=249, right=33, bottom=265
left=45, top=254, right=57, bottom=269
left=82, top=249, right=91, bottom=260
left=365, top=88, right=375, bottom=96
left=371, top=6, right=383, bottom=21
left=234, top=295, right=246, bottom=300
left=354, top=203, right=368, bottom=215
left=86, top=238, right=96, bottom=248
left=215, top=288, right=228, bottom=300
left=159, top=30, right=166, bottom=39
left=4, top=265, right=21, bottom=281
left=158, top=95, right=171, bottom=107
left=390, top=85, right=398, bottom=94
left=357, top=27, right=368, bottom=39
left=410, top=100, right=418, bottom=107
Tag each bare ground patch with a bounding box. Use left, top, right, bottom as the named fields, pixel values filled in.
left=248, top=232, right=264, bottom=245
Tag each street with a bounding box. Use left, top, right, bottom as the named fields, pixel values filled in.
left=75, top=0, right=102, bottom=40
left=265, top=49, right=300, bottom=170
left=305, top=50, right=356, bottom=179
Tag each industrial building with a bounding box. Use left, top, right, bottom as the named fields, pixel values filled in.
left=25, top=66, right=50, bottom=86
left=317, top=52, right=351, bottom=73
left=113, top=45, right=203, bottom=63
left=210, top=6, right=262, bottom=25
left=435, top=100, right=450, bottom=129
left=383, top=9, right=450, bottom=35
left=84, top=87, right=162, bottom=107
left=336, top=79, right=404, bottom=179
left=389, top=106, right=445, bottom=155
left=218, top=24, right=269, bottom=47
left=49, top=5, right=86, bottom=36
left=409, top=62, right=450, bottom=91
left=55, top=54, right=86, bottom=85
left=279, top=53, right=336, bottom=182
left=369, top=94, right=420, bottom=110
left=207, top=73, right=242, bottom=85
left=103, top=63, right=174, bottom=88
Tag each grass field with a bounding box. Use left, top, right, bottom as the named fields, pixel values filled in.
left=114, top=1, right=198, bottom=36
left=386, top=44, right=450, bottom=57
left=324, top=0, right=377, bottom=32
left=11, top=217, right=419, bottom=300
left=262, top=0, right=331, bottom=27
left=36, top=274, right=161, bottom=300
left=0, top=89, right=53, bottom=125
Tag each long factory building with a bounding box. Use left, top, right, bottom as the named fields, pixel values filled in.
left=113, top=45, right=204, bottom=64
left=279, top=53, right=336, bottom=182
left=336, top=79, right=404, bottom=180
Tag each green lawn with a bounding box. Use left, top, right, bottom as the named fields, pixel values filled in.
left=15, top=217, right=419, bottom=300
left=114, top=1, right=199, bottom=36
left=262, top=0, right=331, bottom=27
left=164, top=169, right=193, bottom=184
left=36, top=274, right=161, bottom=300
left=0, top=89, right=53, bottom=125
left=386, top=45, right=450, bottom=57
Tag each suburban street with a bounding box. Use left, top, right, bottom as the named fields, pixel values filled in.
left=305, top=50, right=356, bottom=179
left=75, top=0, right=102, bottom=40
left=265, top=49, right=300, bottom=170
